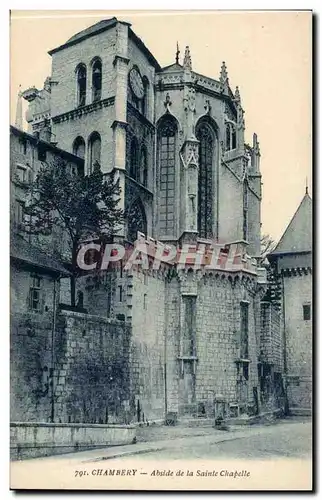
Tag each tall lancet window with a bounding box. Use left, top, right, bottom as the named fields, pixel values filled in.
left=76, top=64, right=87, bottom=107
left=226, top=122, right=237, bottom=151
left=243, top=179, right=248, bottom=241
left=196, top=121, right=214, bottom=239
left=158, top=116, right=177, bottom=236
left=88, top=132, right=101, bottom=173
left=92, top=58, right=102, bottom=102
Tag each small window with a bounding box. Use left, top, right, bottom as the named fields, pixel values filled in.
left=15, top=199, right=24, bottom=226
left=303, top=304, right=311, bottom=321
left=143, top=293, right=147, bottom=310
left=118, top=285, right=123, bottom=303
left=29, top=276, right=42, bottom=312
left=38, top=145, right=47, bottom=162
left=19, top=138, right=27, bottom=155
left=240, top=301, right=249, bottom=359
left=16, top=165, right=27, bottom=183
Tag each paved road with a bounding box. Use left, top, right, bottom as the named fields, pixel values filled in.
left=10, top=419, right=312, bottom=490
left=108, top=420, right=312, bottom=461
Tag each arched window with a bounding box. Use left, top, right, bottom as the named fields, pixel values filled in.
left=73, top=136, right=85, bottom=159
left=157, top=116, right=177, bottom=236
left=140, top=146, right=148, bottom=187
left=225, top=122, right=237, bottom=151
left=130, top=137, right=139, bottom=181
left=92, top=58, right=102, bottom=102
left=76, top=64, right=87, bottom=107
left=142, top=77, right=149, bottom=117
left=127, top=198, right=147, bottom=242
left=88, top=132, right=101, bottom=173
left=243, top=179, right=248, bottom=241
left=196, top=120, right=215, bottom=239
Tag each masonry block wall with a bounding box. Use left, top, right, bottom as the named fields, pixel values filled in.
left=127, top=270, right=166, bottom=421
left=283, top=272, right=312, bottom=411
left=10, top=311, right=54, bottom=422
left=54, top=311, right=131, bottom=424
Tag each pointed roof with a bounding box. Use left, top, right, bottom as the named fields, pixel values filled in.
left=48, top=17, right=161, bottom=70
left=271, top=193, right=312, bottom=255
left=159, top=62, right=183, bottom=73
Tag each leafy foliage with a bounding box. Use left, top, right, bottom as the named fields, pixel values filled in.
left=24, top=158, right=124, bottom=304
left=260, top=233, right=276, bottom=259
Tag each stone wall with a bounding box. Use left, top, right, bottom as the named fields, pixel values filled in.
left=127, top=270, right=167, bottom=421
left=10, top=311, right=54, bottom=423
left=11, top=422, right=136, bottom=460
left=11, top=306, right=132, bottom=424
left=283, top=271, right=312, bottom=412
left=54, top=311, right=131, bottom=424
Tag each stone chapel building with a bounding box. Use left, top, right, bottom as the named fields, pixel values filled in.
left=14, top=17, right=290, bottom=423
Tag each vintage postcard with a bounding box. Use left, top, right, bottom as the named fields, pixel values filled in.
left=9, top=9, right=312, bottom=491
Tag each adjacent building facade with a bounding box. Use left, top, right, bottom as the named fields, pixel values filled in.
left=268, top=192, right=312, bottom=415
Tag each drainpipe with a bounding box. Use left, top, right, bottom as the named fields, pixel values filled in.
left=50, top=275, right=58, bottom=423
left=164, top=282, right=168, bottom=420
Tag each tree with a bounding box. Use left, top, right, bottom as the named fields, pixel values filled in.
left=260, top=233, right=276, bottom=261
left=24, top=158, right=123, bottom=306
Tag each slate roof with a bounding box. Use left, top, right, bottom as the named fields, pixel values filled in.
left=10, top=234, right=71, bottom=276
left=270, top=193, right=312, bottom=255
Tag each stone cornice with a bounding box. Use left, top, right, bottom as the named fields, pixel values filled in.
left=52, top=97, right=115, bottom=124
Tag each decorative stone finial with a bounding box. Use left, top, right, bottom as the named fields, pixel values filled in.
left=15, top=85, right=23, bottom=130
left=253, top=132, right=260, bottom=156
left=175, top=41, right=180, bottom=64
left=305, top=177, right=309, bottom=195
left=183, top=46, right=192, bottom=70
left=220, top=61, right=228, bottom=84
left=234, top=86, right=241, bottom=103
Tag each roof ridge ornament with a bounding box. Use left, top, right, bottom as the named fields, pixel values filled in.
left=183, top=46, right=192, bottom=70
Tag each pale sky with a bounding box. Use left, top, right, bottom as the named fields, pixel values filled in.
left=10, top=10, right=312, bottom=242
